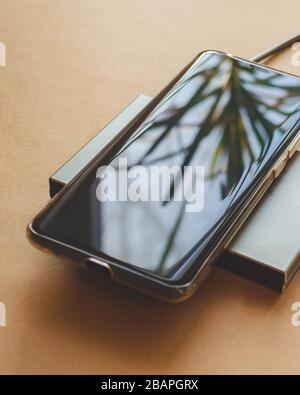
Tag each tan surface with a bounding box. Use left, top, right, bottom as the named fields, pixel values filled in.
left=0, top=0, right=300, bottom=374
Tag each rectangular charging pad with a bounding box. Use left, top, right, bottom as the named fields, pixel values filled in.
left=49, top=94, right=300, bottom=292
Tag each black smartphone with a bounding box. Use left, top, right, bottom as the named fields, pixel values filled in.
left=29, top=51, right=300, bottom=301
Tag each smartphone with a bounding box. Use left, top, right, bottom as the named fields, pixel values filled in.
left=28, top=51, right=300, bottom=302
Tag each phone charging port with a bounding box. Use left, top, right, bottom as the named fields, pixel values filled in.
left=83, top=257, right=113, bottom=278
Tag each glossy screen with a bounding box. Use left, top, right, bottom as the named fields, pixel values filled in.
left=33, top=52, right=300, bottom=279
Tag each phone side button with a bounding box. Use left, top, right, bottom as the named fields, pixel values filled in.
left=83, top=257, right=113, bottom=278
left=273, top=152, right=289, bottom=178
left=288, top=136, right=300, bottom=158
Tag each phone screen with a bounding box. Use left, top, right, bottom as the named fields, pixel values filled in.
left=32, top=52, right=300, bottom=280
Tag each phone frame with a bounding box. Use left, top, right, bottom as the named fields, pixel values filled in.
left=28, top=50, right=300, bottom=302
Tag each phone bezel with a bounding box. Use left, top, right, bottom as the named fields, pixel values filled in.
left=28, top=50, right=300, bottom=301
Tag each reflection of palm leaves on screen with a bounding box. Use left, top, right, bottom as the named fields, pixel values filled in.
left=137, top=58, right=300, bottom=199
left=139, top=57, right=300, bottom=272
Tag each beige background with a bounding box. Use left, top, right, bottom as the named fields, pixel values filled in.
left=0, top=0, right=300, bottom=374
